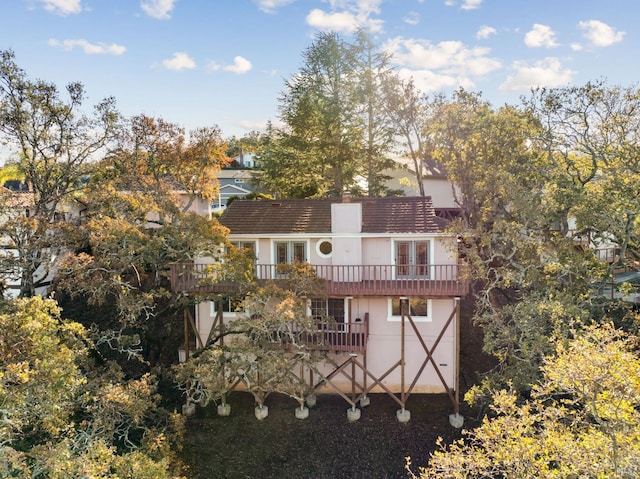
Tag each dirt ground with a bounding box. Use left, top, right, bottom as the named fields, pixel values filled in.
left=178, top=298, right=491, bottom=479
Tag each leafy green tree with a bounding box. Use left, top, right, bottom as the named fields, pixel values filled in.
left=352, top=29, right=398, bottom=197
left=278, top=31, right=363, bottom=196
left=525, top=81, right=640, bottom=268
left=256, top=30, right=400, bottom=198
left=418, top=89, right=605, bottom=394
left=382, top=77, right=436, bottom=197
left=411, top=323, right=640, bottom=478
left=225, top=130, right=265, bottom=162
left=252, top=122, right=329, bottom=198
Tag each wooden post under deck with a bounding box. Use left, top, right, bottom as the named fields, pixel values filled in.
left=454, top=297, right=461, bottom=415
left=183, top=309, right=189, bottom=361
left=400, top=299, right=406, bottom=408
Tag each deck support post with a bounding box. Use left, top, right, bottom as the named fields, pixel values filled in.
left=454, top=297, right=460, bottom=415
left=398, top=299, right=410, bottom=422
left=360, top=350, right=370, bottom=407
left=448, top=296, right=464, bottom=428
left=183, top=309, right=189, bottom=361
left=400, top=300, right=405, bottom=406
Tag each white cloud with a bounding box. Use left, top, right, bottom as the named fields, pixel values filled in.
left=307, top=9, right=359, bottom=32
left=383, top=37, right=501, bottom=76
left=397, top=67, right=475, bottom=93
left=207, top=57, right=253, bottom=74
left=306, top=0, right=384, bottom=33
left=476, top=25, right=496, bottom=40
left=253, top=0, right=295, bottom=14
left=141, top=0, right=176, bottom=20
left=48, top=38, right=126, bottom=55
left=578, top=20, right=625, bottom=47
left=161, top=52, right=196, bottom=70
left=570, top=43, right=583, bottom=52
left=444, top=0, right=483, bottom=10
left=206, top=61, right=221, bottom=72
left=461, top=0, right=482, bottom=10
left=39, top=0, right=81, bottom=15
left=404, top=11, right=420, bottom=26
left=500, top=57, right=574, bottom=91
left=223, top=56, right=253, bottom=74
left=524, top=24, right=559, bottom=48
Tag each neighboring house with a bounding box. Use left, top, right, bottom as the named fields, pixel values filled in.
left=384, top=158, right=460, bottom=219
left=232, top=151, right=258, bottom=169
left=212, top=168, right=254, bottom=213
left=0, top=185, right=84, bottom=298
left=169, top=194, right=468, bottom=422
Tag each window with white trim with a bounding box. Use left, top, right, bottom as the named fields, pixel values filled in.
left=229, top=241, right=256, bottom=255
left=274, top=241, right=307, bottom=264
left=210, top=297, right=244, bottom=318
left=387, top=297, right=431, bottom=322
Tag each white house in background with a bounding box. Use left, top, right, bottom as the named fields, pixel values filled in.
left=0, top=185, right=86, bottom=298
left=232, top=152, right=258, bottom=169
left=170, top=194, right=468, bottom=423
left=384, top=158, right=460, bottom=218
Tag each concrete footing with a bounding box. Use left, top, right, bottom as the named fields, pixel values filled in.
left=182, top=403, right=196, bottom=417
left=449, top=413, right=464, bottom=428
left=396, top=408, right=411, bottom=423
left=295, top=406, right=310, bottom=419
left=359, top=395, right=370, bottom=407
left=305, top=394, right=317, bottom=407
left=254, top=405, right=268, bottom=420
left=346, top=407, right=361, bottom=422
left=217, top=403, right=231, bottom=416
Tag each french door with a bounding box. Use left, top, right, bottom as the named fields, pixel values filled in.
left=395, top=240, right=429, bottom=279
left=275, top=241, right=307, bottom=264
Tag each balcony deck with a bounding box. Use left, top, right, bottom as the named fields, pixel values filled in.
left=274, top=318, right=369, bottom=353
left=169, top=263, right=468, bottom=298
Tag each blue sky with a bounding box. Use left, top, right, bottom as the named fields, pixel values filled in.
left=1, top=0, right=637, bottom=138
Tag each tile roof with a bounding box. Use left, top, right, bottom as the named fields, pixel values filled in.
left=219, top=196, right=450, bottom=235
left=1, top=188, right=34, bottom=208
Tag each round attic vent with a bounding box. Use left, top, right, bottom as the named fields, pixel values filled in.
left=317, top=239, right=333, bottom=257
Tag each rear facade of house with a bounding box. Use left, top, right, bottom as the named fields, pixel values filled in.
left=171, top=194, right=468, bottom=414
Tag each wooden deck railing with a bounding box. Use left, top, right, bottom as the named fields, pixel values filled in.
left=276, top=318, right=369, bottom=353
left=169, top=263, right=468, bottom=297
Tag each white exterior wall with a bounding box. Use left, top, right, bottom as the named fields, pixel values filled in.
left=312, top=296, right=456, bottom=394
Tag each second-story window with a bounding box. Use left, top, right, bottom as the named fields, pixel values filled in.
left=274, top=241, right=307, bottom=264
left=395, top=240, right=430, bottom=279
left=230, top=241, right=255, bottom=256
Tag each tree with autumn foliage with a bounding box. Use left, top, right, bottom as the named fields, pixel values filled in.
left=410, top=323, right=640, bottom=478
left=0, top=49, right=120, bottom=297
left=174, top=261, right=330, bottom=418
left=54, top=114, right=231, bottom=365
left=0, top=296, right=186, bottom=478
